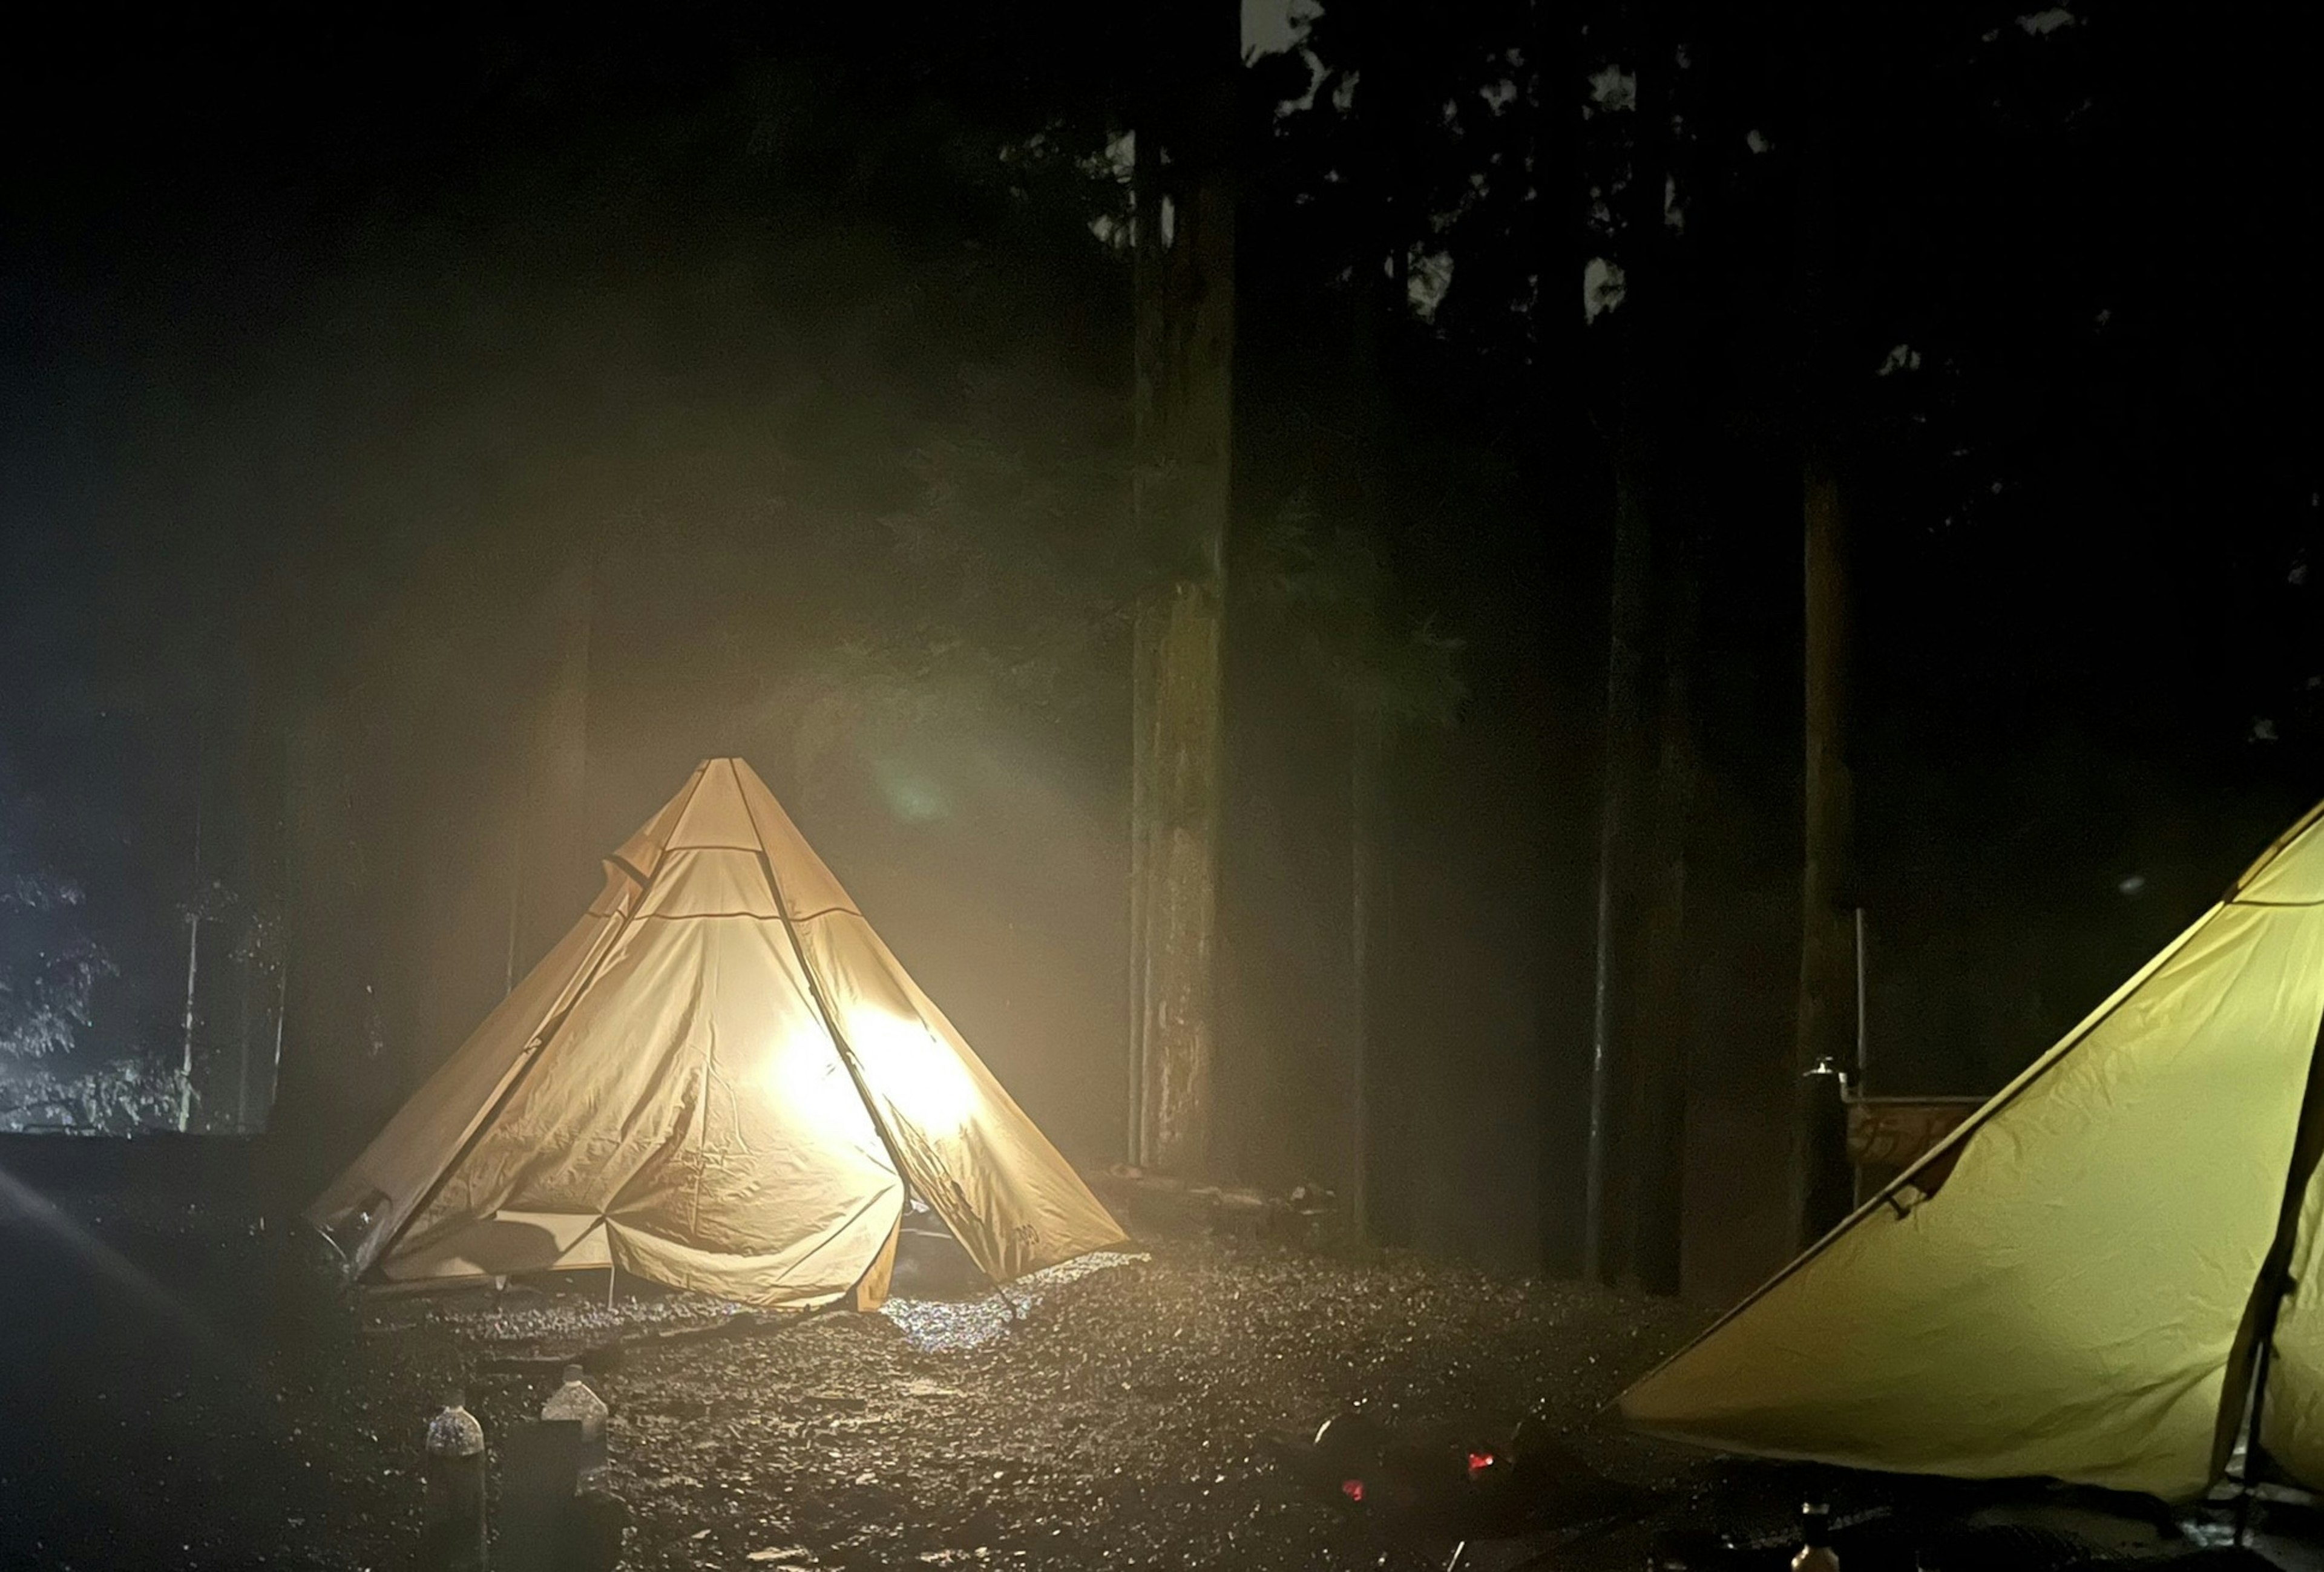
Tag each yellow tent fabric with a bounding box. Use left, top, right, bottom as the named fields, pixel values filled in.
left=306, top=757, right=1128, bottom=1309
left=1620, top=802, right=2324, bottom=1502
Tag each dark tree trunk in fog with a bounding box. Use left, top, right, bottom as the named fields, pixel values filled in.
left=1584, top=457, right=1650, bottom=1285
left=1627, top=531, right=1698, bottom=1294
left=235, top=947, right=253, bottom=1130
left=179, top=720, right=207, bottom=1133
left=1581, top=0, right=1689, bottom=1288
left=1785, top=0, right=1859, bottom=1248
left=1342, top=35, right=1422, bottom=1246
left=178, top=909, right=202, bottom=1131
left=1127, top=0, right=1238, bottom=1176
left=1790, top=445, right=1857, bottom=1245
left=1616, top=0, right=1712, bottom=1297
left=269, top=943, right=289, bottom=1129
left=1348, top=709, right=1388, bottom=1239
left=1530, top=1, right=1587, bottom=1277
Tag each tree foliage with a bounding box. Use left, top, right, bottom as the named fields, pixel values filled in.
left=0, top=764, right=115, bottom=1061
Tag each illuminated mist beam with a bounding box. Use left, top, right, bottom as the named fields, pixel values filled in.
left=0, top=1161, right=232, bottom=1360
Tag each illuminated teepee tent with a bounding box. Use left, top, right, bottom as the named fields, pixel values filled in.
left=306, top=757, right=1126, bottom=1311
left=1622, top=800, right=2324, bottom=1502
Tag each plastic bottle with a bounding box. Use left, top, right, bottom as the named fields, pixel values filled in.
left=1792, top=1501, right=1841, bottom=1572
left=422, top=1389, right=488, bottom=1571
left=541, top=1363, right=609, bottom=1485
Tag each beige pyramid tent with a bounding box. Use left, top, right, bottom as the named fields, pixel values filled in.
left=1621, top=800, right=2324, bottom=1502
left=306, top=757, right=1127, bottom=1310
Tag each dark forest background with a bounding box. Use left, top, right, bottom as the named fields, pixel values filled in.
left=1, top=2, right=2317, bottom=1300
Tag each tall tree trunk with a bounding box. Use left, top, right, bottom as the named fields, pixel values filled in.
left=1789, top=446, right=1857, bottom=1245
left=1128, top=1, right=1238, bottom=1176
left=235, top=945, right=253, bottom=1132
left=1613, top=0, right=1702, bottom=1295
left=1581, top=0, right=1691, bottom=1288
left=1126, top=598, right=1156, bottom=1161
left=1785, top=0, right=1859, bottom=1251
left=1583, top=457, right=1651, bottom=1285
left=1343, top=110, right=1404, bottom=1239
left=1531, top=0, right=1589, bottom=1277
left=1628, top=525, right=1698, bottom=1294
left=180, top=716, right=207, bottom=1133
left=179, top=912, right=202, bottom=1132
left=1348, top=709, right=1388, bottom=1240
left=1131, top=585, right=1226, bottom=1173
left=268, top=942, right=289, bottom=1130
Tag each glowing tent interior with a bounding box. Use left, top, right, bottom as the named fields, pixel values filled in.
left=306, top=756, right=1127, bottom=1310
left=1621, top=799, right=2324, bottom=1502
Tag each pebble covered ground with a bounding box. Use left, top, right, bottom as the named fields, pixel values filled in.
left=0, top=1191, right=1712, bottom=1570
left=533, top=1241, right=1702, bottom=1570
left=7, top=1191, right=2310, bottom=1571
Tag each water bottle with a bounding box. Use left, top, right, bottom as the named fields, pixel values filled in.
left=422, top=1388, right=488, bottom=1571
left=541, top=1364, right=609, bottom=1485
left=1791, top=1501, right=1841, bottom=1572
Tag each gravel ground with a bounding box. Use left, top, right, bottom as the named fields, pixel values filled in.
left=18, top=1190, right=2294, bottom=1571
left=0, top=1189, right=1713, bottom=1571
left=546, top=1240, right=1702, bottom=1570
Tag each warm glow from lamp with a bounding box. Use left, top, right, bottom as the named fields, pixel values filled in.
left=755, top=1043, right=873, bottom=1134
left=843, top=1007, right=978, bottom=1138
left=752, top=1010, right=976, bottom=1140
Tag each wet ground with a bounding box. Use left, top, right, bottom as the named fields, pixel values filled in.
left=2, top=1177, right=2314, bottom=1571
left=0, top=1177, right=1709, bottom=1570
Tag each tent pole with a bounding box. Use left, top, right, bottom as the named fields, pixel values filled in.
left=2239, top=1332, right=2273, bottom=1545
left=2219, top=1001, right=2324, bottom=1528
left=737, top=768, right=923, bottom=1249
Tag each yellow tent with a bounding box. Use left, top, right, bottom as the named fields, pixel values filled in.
left=306, top=757, right=1127, bottom=1310
left=1621, top=801, right=2324, bottom=1502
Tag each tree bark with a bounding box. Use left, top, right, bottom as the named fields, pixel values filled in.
left=1131, top=582, right=1226, bottom=1173
left=1789, top=445, right=1857, bottom=1246
left=178, top=911, right=202, bottom=1132
left=1583, top=457, right=1650, bottom=1285
left=1128, top=0, right=1238, bottom=1176
left=1785, top=0, right=1859, bottom=1251
left=269, top=945, right=289, bottom=1130
left=1529, top=0, right=1589, bottom=1279
left=1348, top=709, right=1389, bottom=1240
left=235, top=942, right=254, bottom=1132
left=1627, top=526, right=1698, bottom=1294
left=180, top=717, right=207, bottom=1133
left=1126, top=597, right=1157, bottom=1162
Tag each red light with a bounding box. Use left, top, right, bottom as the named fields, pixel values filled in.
left=1466, top=1452, right=1497, bottom=1479
left=1341, top=1479, right=1365, bottom=1502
